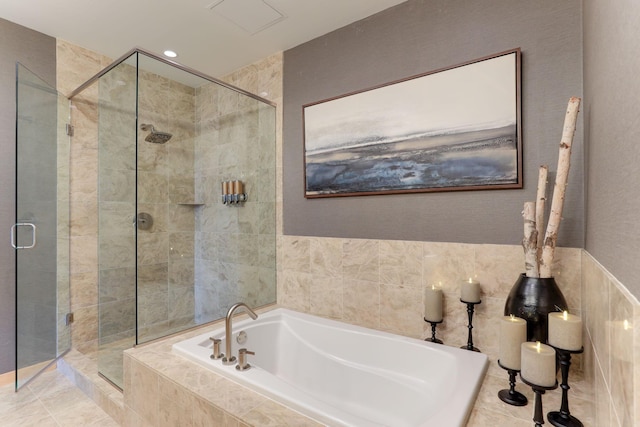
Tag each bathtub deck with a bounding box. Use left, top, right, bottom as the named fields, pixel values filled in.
left=119, top=307, right=594, bottom=427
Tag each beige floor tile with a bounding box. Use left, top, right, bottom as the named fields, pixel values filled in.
left=0, top=370, right=119, bottom=427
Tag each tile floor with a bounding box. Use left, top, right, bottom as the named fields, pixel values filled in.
left=0, top=369, right=118, bottom=427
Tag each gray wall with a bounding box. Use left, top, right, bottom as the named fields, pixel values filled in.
left=0, top=17, right=56, bottom=375
left=283, top=0, right=584, bottom=247
left=584, top=1, right=640, bottom=299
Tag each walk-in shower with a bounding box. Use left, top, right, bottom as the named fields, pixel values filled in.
left=66, top=48, right=277, bottom=388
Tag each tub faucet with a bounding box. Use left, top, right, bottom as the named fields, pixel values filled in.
left=222, top=303, right=258, bottom=365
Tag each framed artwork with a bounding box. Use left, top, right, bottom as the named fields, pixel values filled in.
left=303, top=48, right=522, bottom=198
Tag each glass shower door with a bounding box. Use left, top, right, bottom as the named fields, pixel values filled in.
left=14, top=63, right=70, bottom=390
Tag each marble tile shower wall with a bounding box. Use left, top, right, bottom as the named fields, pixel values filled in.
left=124, top=53, right=283, bottom=425
left=60, top=42, right=202, bottom=354
left=59, top=40, right=112, bottom=356
left=60, top=39, right=284, bottom=358
left=215, top=53, right=284, bottom=236
left=135, top=69, right=198, bottom=342
left=96, top=62, right=137, bottom=367
left=193, top=69, right=278, bottom=323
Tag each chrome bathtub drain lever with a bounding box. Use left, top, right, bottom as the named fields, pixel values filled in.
left=209, top=337, right=224, bottom=360
left=236, top=348, right=255, bottom=371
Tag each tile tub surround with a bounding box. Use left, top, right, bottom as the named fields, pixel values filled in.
left=173, top=308, right=487, bottom=426
left=124, top=304, right=588, bottom=427
left=582, top=252, right=640, bottom=426
left=278, top=237, right=583, bottom=376
left=277, top=237, right=640, bottom=426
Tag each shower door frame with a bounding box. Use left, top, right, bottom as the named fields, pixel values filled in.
left=67, top=47, right=275, bottom=104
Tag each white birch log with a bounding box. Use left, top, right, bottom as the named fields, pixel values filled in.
left=535, top=165, right=549, bottom=250
left=539, top=97, right=581, bottom=278
left=523, top=201, right=539, bottom=278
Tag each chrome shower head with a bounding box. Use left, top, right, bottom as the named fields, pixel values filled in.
left=140, top=123, right=172, bottom=144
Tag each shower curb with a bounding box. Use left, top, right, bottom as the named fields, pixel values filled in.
left=57, top=349, right=124, bottom=425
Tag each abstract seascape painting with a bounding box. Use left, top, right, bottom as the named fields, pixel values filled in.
left=303, top=48, right=522, bottom=198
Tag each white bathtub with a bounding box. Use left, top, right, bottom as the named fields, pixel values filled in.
left=172, top=308, right=487, bottom=427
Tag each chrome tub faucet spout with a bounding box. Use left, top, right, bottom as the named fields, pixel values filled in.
left=222, top=303, right=258, bottom=365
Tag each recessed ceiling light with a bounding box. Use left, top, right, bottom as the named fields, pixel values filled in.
left=163, top=50, right=178, bottom=58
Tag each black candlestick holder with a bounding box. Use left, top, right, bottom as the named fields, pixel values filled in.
left=520, top=375, right=559, bottom=427
left=547, top=346, right=584, bottom=427
left=460, top=299, right=481, bottom=352
left=423, top=318, right=443, bottom=344
left=497, top=359, right=528, bottom=406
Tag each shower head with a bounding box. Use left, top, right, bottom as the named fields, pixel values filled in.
left=140, top=123, right=172, bottom=144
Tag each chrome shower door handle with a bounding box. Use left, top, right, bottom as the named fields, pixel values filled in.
left=11, top=222, right=37, bottom=249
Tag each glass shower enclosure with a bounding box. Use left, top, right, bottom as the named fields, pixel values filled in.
left=14, top=63, right=71, bottom=390
left=68, top=49, right=277, bottom=388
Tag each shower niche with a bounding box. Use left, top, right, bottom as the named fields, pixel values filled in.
left=69, top=49, right=276, bottom=388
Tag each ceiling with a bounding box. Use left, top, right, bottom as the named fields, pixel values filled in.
left=0, top=0, right=407, bottom=78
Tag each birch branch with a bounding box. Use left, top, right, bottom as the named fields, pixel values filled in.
left=539, top=97, right=581, bottom=278
left=535, top=165, right=548, bottom=250
left=523, top=201, right=539, bottom=278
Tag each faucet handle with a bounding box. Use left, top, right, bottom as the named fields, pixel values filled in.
left=209, top=337, right=224, bottom=360
left=235, top=348, right=255, bottom=371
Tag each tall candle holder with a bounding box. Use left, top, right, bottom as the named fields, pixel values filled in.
left=460, top=299, right=481, bottom=352
left=423, top=318, right=443, bottom=344
left=497, top=359, right=528, bottom=406
left=520, top=375, right=558, bottom=427
left=547, top=346, right=584, bottom=427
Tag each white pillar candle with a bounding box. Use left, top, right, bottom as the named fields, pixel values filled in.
left=499, top=315, right=527, bottom=370
left=521, top=341, right=556, bottom=387
left=424, top=285, right=443, bottom=322
left=461, top=278, right=481, bottom=303
left=548, top=311, right=583, bottom=351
